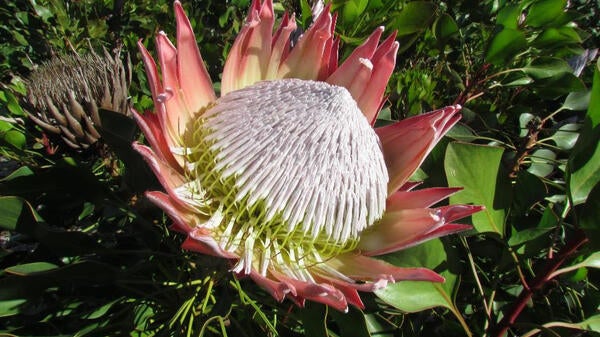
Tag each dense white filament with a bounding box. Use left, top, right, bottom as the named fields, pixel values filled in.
left=203, top=79, right=388, bottom=244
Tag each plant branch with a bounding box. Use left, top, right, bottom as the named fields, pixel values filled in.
left=489, top=229, right=588, bottom=337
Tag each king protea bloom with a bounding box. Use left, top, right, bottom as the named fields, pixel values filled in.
left=133, top=0, right=482, bottom=312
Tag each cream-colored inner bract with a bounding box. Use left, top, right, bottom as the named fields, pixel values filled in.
left=180, top=79, right=388, bottom=278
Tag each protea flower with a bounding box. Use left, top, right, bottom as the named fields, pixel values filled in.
left=25, top=48, right=131, bottom=151
left=133, top=0, right=482, bottom=312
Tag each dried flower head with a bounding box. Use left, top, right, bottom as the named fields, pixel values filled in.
left=25, top=48, right=131, bottom=150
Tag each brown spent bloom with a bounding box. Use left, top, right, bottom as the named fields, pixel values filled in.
left=25, top=48, right=131, bottom=150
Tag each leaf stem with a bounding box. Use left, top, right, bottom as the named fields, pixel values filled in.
left=488, top=229, right=588, bottom=337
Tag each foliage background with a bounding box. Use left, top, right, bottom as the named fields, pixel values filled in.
left=0, top=0, right=599, bottom=336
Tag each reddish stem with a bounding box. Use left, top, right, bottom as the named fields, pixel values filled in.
left=490, top=229, right=588, bottom=337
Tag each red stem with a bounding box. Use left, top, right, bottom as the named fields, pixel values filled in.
left=490, top=229, right=588, bottom=337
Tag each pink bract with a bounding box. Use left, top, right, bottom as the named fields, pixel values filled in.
left=133, top=0, right=482, bottom=312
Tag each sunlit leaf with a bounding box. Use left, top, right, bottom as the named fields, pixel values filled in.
left=376, top=239, right=456, bottom=312
left=568, top=58, right=600, bottom=204
left=445, top=142, right=507, bottom=235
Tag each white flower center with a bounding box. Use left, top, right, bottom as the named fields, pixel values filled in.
left=181, top=79, right=388, bottom=275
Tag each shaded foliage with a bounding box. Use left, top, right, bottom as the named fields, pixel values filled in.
left=0, top=0, right=599, bottom=336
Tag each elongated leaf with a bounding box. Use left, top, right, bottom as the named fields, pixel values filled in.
left=521, top=57, right=572, bottom=80
left=526, top=0, right=567, bottom=27
left=568, top=59, right=600, bottom=204
left=485, top=28, right=527, bottom=65
left=445, top=142, right=507, bottom=235
left=5, top=262, right=58, bottom=275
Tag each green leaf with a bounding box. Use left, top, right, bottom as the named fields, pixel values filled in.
left=568, top=58, right=600, bottom=205
left=376, top=240, right=455, bottom=312
left=341, top=0, right=368, bottom=23
left=533, top=27, right=582, bottom=48
left=433, top=13, right=459, bottom=43
left=509, top=227, right=554, bottom=247
left=527, top=148, right=556, bottom=177
left=391, top=2, right=436, bottom=36
left=580, top=314, right=600, bottom=332
left=330, top=306, right=371, bottom=337
left=580, top=183, right=600, bottom=248
left=300, top=302, right=328, bottom=337
left=495, top=4, right=522, bottom=29
left=551, top=123, right=580, bottom=150
left=0, top=299, right=26, bottom=317
left=445, top=142, right=507, bottom=235
left=521, top=57, right=572, bottom=80
left=485, top=28, right=527, bottom=65
left=5, top=262, right=58, bottom=276
left=562, top=90, right=591, bottom=111
left=526, top=0, right=567, bottom=28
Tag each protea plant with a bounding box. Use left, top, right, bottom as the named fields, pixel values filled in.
left=133, top=0, right=482, bottom=311
left=25, top=48, right=131, bottom=151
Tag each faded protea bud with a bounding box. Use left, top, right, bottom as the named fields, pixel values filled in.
left=24, top=48, right=131, bottom=150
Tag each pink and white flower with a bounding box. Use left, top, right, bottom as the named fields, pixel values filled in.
left=133, top=0, right=482, bottom=312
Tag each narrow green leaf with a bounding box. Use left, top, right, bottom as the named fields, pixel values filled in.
left=568, top=59, right=600, bottom=204
left=5, top=262, right=58, bottom=276
left=0, top=299, right=26, bottom=317
left=580, top=314, right=600, bottom=332
left=445, top=142, right=507, bottom=235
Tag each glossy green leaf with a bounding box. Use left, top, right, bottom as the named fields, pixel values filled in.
left=527, top=148, right=556, bottom=177
left=519, top=113, right=536, bottom=137
left=509, top=227, right=554, bottom=247
left=485, top=28, right=527, bottom=65
left=445, top=142, right=507, bottom=235
left=562, top=90, right=591, bottom=111
left=0, top=120, right=25, bottom=149
left=526, top=0, right=567, bottom=27
left=568, top=59, right=600, bottom=205
left=495, top=4, right=522, bottom=29
left=533, top=27, right=582, bottom=48
left=0, top=299, right=26, bottom=317
left=341, top=0, right=368, bottom=23
left=551, top=123, right=580, bottom=150
left=433, top=13, right=459, bottom=43
left=580, top=315, right=600, bottom=332
left=521, top=57, right=572, bottom=80
left=391, top=2, right=436, bottom=36
left=376, top=239, right=455, bottom=312
left=5, top=262, right=58, bottom=276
